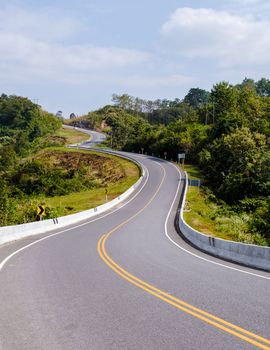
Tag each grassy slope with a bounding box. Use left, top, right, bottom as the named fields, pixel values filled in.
left=43, top=147, right=139, bottom=216
left=181, top=163, right=268, bottom=245
left=55, top=127, right=90, bottom=144
left=38, top=126, right=139, bottom=217
left=181, top=164, right=238, bottom=241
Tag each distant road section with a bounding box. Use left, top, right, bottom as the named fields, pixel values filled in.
left=64, top=125, right=107, bottom=145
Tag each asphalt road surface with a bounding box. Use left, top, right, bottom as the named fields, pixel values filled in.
left=0, top=130, right=270, bottom=350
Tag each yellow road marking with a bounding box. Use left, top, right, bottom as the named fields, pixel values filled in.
left=97, top=162, right=270, bottom=349
left=98, top=236, right=270, bottom=350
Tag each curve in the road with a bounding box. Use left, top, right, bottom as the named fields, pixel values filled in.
left=70, top=127, right=270, bottom=279
left=166, top=163, right=270, bottom=281
left=0, top=156, right=149, bottom=273
left=97, top=162, right=270, bottom=350
left=1, top=130, right=270, bottom=350
left=99, top=236, right=270, bottom=350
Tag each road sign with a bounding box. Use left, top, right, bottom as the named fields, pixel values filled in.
left=37, top=205, right=45, bottom=216
left=178, top=153, right=185, bottom=160
left=188, top=179, right=201, bottom=187
left=177, top=153, right=185, bottom=165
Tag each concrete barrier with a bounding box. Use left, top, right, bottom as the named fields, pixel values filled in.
left=179, top=172, right=270, bottom=271
left=0, top=150, right=145, bottom=246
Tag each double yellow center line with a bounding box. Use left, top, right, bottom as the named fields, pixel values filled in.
left=97, top=162, right=270, bottom=349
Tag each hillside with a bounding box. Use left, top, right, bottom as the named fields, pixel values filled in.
left=0, top=96, right=140, bottom=226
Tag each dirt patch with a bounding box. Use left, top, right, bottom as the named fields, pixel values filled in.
left=36, top=150, right=125, bottom=184
left=47, top=136, right=66, bottom=145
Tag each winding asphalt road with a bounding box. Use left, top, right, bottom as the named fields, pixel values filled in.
left=0, top=130, right=270, bottom=349
left=63, top=125, right=107, bottom=145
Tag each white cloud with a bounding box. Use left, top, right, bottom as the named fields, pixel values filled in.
left=0, top=6, right=83, bottom=41
left=103, top=73, right=195, bottom=89
left=161, top=7, right=270, bottom=68
left=233, top=0, right=265, bottom=4
left=0, top=6, right=150, bottom=84
left=224, top=0, right=270, bottom=20
left=0, top=32, right=149, bottom=70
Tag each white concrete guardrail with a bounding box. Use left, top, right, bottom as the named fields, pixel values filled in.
left=0, top=150, right=145, bottom=246
left=179, top=171, right=270, bottom=272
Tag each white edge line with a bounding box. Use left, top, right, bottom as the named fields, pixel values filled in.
left=164, top=162, right=270, bottom=281
left=0, top=159, right=149, bottom=272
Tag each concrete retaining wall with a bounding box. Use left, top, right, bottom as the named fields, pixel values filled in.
left=179, top=172, right=270, bottom=271
left=0, top=150, right=145, bottom=246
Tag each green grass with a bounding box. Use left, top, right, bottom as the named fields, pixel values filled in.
left=41, top=147, right=140, bottom=216
left=42, top=145, right=139, bottom=170
left=180, top=163, right=240, bottom=241
left=54, top=127, right=90, bottom=144
left=180, top=163, right=268, bottom=245
left=1, top=142, right=140, bottom=225
left=183, top=186, right=234, bottom=240
left=31, top=126, right=140, bottom=218
left=45, top=176, right=136, bottom=215
left=182, top=163, right=203, bottom=180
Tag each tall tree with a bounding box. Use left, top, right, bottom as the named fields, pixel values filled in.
left=199, top=127, right=267, bottom=202
left=111, top=94, right=134, bottom=110
left=256, top=78, right=270, bottom=97
left=184, top=88, right=210, bottom=108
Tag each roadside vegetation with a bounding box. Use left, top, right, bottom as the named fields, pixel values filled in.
left=66, top=77, right=270, bottom=245
left=0, top=95, right=139, bottom=225
left=2, top=147, right=139, bottom=223
left=182, top=164, right=268, bottom=245
left=2, top=76, right=270, bottom=246
left=44, top=149, right=139, bottom=217
left=54, top=127, right=90, bottom=145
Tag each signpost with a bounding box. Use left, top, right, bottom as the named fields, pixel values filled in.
left=105, top=188, right=108, bottom=202
left=188, top=179, right=201, bottom=187
left=188, top=179, right=201, bottom=192
left=37, top=205, right=45, bottom=221
left=177, top=153, right=185, bottom=165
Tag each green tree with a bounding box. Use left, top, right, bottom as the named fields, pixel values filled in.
left=256, top=78, right=270, bottom=97
left=238, top=78, right=256, bottom=92
left=111, top=94, right=134, bottom=110
left=200, top=127, right=267, bottom=202
left=0, top=94, right=39, bottom=129
left=237, top=84, right=266, bottom=133
left=184, top=88, right=210, bottom=108
left=209, top=82, right=242, bottom=139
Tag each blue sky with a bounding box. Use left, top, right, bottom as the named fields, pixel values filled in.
left=1, top=0, right=270, bottom=117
